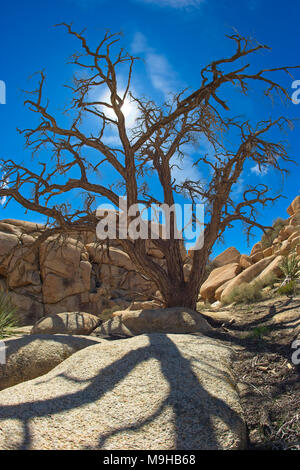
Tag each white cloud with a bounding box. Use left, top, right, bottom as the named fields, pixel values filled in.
left=131, top=32, right=148, bottom=55
left=131, top=32, right=180, bottom=97
left=231, top=178, right=245, bottom=201
left=171, top=154, right=202, bottom=186
left=250, top=164, right=268, bottom=176
left=0, top=174, right=8, bottom=206
left=146, top=53, right=178, bottom=96
left=134, top=0, right=205, bottom=8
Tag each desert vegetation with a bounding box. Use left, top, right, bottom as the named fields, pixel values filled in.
left=0, top=291, right=18, bottom=338
left=261, top=218, right=286, bottom=249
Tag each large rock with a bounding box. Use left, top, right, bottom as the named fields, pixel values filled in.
left=7, top=244, right=41, bottom=290
left=253, top=256, right=284, bottom=284
left=278, top=225, right=297, bottom=241
left=250, top=242, right=263, bottom=256
left=9, top=291, right=44, bottom=325
left=94, top=307, right=212, bottom=337
left=239, top=254, right=252, bottom=269
left=220, top=256, right=275, bottom=303
left=289, top=211, right=300, bottom=226
left=86, top=244, right=136, bottom=272
left=0, top=334, right=103, bottom=391
left=0, top=219, right=44, bottom=233
left=215, top=279, right=233, bottom=301
left=250, top=251, right=264, bottom=263
left=0, top=334, right=246, bottom=450
left=0, top=232, right=19, bottom=275
left=31, top=312, right=100, bottom=335
left=287, top=195, right=300, bottom=216
left=200, top=263, right=242, bottom=302
left=212, top=247, right=241, bottom=268
left=262, top=247, right=273, bottom=258
left=40, top=236, right=91, bottom=304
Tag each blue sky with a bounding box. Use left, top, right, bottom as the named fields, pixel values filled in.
left=0, top=0, right=300, bottom=257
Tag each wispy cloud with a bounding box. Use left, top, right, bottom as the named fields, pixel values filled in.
left=134, top=0, right=205, bottom=9
left=0, top=174, right=8, bottom=206
left=171, top=147, right=204, bottom=196
left=231, top=177, right=245, bottom=201
left=131, top=32, right=180, bottom=97
left=250, top=164, right=268, bottom=176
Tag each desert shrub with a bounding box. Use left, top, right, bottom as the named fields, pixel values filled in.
left=277, top=280, right=297, bottom=296
left=222, top=280, right=264, bottom=305
left=261, top=273, right=278, bottom=289
left=99, top=305, right=121, bottom=322
left=247, top=325, right=271, bottom=339
left=279, top=253, right=300, bottom=281
left=261, top=217, right=286, bottom=249
left=0, top=291, right=18, bottom=338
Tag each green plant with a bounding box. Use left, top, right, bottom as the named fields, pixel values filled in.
left=247, top=325, right=271, bottom=339
left=222, top=280, right=264, bottom=305
left=261, top=273, right=278, bottom=289
left=277, top=280, right=297, bottom=296
left=99, top=305, right=121, bottom=322
left=279, top=253, right=300, bottom=281
left=0, top=291, right=18, bottom=338
left=261, top=217, right=286, bottom=249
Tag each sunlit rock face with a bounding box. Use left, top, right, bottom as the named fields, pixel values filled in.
left=0, top=219, right=187, bottom=324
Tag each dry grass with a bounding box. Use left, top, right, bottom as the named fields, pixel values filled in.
left=222, top=280, right=264, bottom=305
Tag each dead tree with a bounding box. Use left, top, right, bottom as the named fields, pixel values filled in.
left=0, top=24, right=298, bottom=309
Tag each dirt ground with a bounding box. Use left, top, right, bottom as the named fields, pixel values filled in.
left=202, top=295, right=300, bottom=450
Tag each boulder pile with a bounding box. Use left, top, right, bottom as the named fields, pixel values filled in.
left=200, top=195, right=300, bottom=303
left=0, top=219, right=187, bottom=324
left=1, top=196, right=300, bottom=320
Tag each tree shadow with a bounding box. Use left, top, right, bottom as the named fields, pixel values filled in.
left=0, top=334, right=245, bottom=450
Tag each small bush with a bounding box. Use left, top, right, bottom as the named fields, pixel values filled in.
left=99, top=305, right=121, bottom=322
left=279, top=253, right=300, bottom=281
left=261, top=217, right=286, bottom=249
left=247, top=325, right=271, bottom=339
left=0, top=291, right=18, bottom=338
left=222, top=280, right=264, bottom=305
left=277, top=280, right=297, bottom=297
left=261, top=273, right=278, bottom=289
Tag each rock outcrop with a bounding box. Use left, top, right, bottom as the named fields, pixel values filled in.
left=1, top=195, right=300, bottom=316
left=200, top=263, right=242, bottom=302
left=0, top=334, right=246, bottom=450
left=31, top=312, right=100, bottom=336
left=94, top=307, right=212, bottom=337
left=199, top=195, right=300, bottom=304
left=0, top=219, right=186, bottom=324
left=220, top=256, right=275, bottom=303
left=212, top=247, right=241, bottom=268
left=0, top=334, right=103, bottom=391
